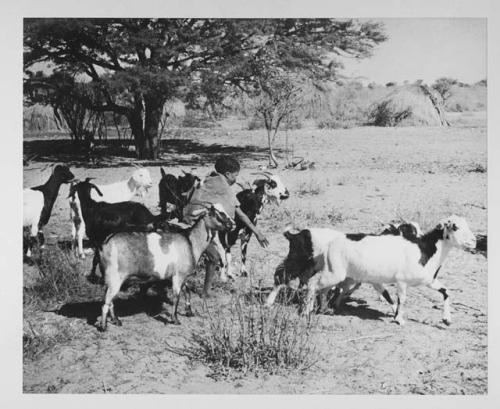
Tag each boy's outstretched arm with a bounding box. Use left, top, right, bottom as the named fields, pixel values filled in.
left=235, top=207, right=269, bottom=248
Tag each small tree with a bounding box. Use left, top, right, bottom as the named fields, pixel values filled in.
left=432, top=77, right=458, bottom=103
left=253, top=72, right=303, bottom=168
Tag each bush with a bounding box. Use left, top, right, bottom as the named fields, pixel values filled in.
left=297, top=180, right=323, bottom=196
left=23, top=319, right=72, bottom=361
left=317, top=118, right=356, bottom=129
left=181, top=110, right=219, bottom=128
left=25, top=246, right=86, bottom=306
left=179, top=293, right=319, bottom=377
left=247, top=114, right=303, bottom=131
left=247, top=115, right=265, bottom=130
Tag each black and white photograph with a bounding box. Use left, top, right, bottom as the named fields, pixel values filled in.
left=4, top=0, right=497, bottom=402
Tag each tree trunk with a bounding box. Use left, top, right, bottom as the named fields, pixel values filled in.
left=128, top=110, right=145, bottom=158
left=143, top=97, right=162, bottom=160
left=266, top=129, right=279, bottom=168
left=127, top=96, right=163, bottom=160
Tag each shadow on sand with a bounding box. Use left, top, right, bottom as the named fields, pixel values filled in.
left=24, top=138, right=278, bottom=168
left=245, top=287, right=388, bottom=321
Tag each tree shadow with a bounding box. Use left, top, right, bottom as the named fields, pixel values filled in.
left=23, top=138, right=279, bottom=168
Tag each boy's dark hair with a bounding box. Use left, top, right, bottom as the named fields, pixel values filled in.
left=215, top=156, right=240, bottom=174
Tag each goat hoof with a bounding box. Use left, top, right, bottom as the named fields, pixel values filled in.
left=95, top=320, right=107, bottom=332
left=172, top=317, right=181, bottom=325
left=86, top=274, right=100, bottom=285
left=111, top=318, right=122, bottom=326
left=395, top=317, right=406, bottom=326
left=240, top=271, right=248, bottom=278
left=185, top=309, right=195, bottom=317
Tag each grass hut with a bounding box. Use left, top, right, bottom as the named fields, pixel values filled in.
left=371, top=84, right=449, bottom=126
left=23, top=103, right=65, bottom=133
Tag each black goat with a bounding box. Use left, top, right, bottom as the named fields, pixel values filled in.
left=68, top=178, right=165, bottom=283
left=216, top=175, right=289, bottom=280
left=158, top=168, right=200, bottom=220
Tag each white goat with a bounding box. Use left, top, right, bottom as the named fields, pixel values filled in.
left=69, top=167, right=153, bottom=257
left=265, top=222, right=422, bottom=310
left=96, top=202, right=235, bottom=331
left=304, top=215, right=476, bottom=325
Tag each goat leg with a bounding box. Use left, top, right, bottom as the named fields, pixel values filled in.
left=171, top=274, right=183, bottom=325
left=429, top=279, right=451, bottom=326
left=239, top=230, right=252, bottom=277
left=202, top=258, right=218, bottom=298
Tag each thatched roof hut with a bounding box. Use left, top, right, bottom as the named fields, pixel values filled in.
left=371, top=85, right=449, bottom=127
left=23, top=103, right=65, bottom=132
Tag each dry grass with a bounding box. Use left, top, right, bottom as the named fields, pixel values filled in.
left=176, top=291, right=319, bottom=378
left=25, top=246, right=86, bottom=305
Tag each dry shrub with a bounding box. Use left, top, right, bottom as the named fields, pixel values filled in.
left=297, top=179, right=323, bottom=197
left=181, top=110, right=220, bottom=128
left=181, top=293, right=319, bottom=377
left=25, top=245, right=86, bottom=306
left=23, top=319, right=72, bottom=361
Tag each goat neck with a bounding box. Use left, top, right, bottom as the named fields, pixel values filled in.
left=253, top=183, right=268, bottom=206
left=31, top=173, right=66, bottom=227
left=417, top=226, right=451, bottom=275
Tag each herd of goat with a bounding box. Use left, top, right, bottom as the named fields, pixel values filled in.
left=23, top=164, right=477, bottom=331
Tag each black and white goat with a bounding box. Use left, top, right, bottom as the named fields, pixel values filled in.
left=70, top=166, right=153, bottom=258
left=96, top=203, right=236, bottom=331
left=265, top=222, right=422, bottom=312
left=300, top=215, right=476, bottom=325
left=23, top=165, right=75, bottom=256
left=217, top=172, right=290, bottom=280
left=68, top=178, right=164, bottom=283
left=158, top=168, right=200, bottom=220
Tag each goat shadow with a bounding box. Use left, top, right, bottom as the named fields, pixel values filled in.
left=246, top=287, right=388, bottom=321
left=55, top=290, right=173, bottom=327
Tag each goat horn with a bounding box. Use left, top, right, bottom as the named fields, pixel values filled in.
left=251, top=172, right=271, bottom=179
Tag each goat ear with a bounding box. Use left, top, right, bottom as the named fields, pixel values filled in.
left=91, top=184, right=103, bottom=197
left=160, top=168, right=166, bottom=178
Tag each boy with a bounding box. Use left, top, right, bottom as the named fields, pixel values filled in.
left=183, top=156, right=269, bottom=296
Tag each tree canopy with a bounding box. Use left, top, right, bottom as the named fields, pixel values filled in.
left=24, top=18, right=387, bottom=159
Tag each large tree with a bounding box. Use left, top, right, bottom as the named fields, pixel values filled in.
left=24, top=18, right=386, bottom=159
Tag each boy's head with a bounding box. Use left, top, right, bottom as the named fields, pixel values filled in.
left=215, top=156, right=240, bottom=185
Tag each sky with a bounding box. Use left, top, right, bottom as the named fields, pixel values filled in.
left=340, top=18, right=487, bottom=85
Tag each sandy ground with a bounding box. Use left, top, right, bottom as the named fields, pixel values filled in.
left=23, top=116, right=487, bottom=394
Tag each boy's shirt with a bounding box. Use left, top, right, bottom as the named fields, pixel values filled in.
left=182, top=171, right=239, bottom=225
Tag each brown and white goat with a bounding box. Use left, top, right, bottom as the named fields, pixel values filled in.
left=96, top=203, right=235, bottom=331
